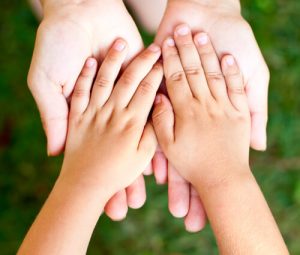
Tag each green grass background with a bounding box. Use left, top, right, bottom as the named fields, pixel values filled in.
left=0, top=0, right=300, bottom=254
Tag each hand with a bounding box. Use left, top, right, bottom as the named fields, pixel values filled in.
left=28, top=0, right=146, bottom=221
left=61, top=39, right=163, bottom=199
left=19, top=40, right=163, bottom=255
left=152, top=31, right=288, bottom=254
left=156, top=0, right=268, bottom=150
left=153, top=27, right=251, bottom=189
left=153, top=0, right=269, bottom=231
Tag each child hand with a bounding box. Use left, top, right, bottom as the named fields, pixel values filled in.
left=152, top=24, right=251, bottom=187
left=60, top=39, right=163, bottom=199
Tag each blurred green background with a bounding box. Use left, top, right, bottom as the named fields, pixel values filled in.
left=0, top=0, right=300, bottom=254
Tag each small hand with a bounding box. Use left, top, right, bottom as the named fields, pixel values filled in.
left=153, top=26, right=251, bottom=186
left=61, top=39, right=163, bottom=198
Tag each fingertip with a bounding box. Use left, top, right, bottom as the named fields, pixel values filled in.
left=221, top=55, right=239, bottom=75
left=163, top=37, right=175, bottom=50
left=148, top=43, right=161, bottom=53
left=174, top=24, right=191, bottom=37
left=85, top=57, right=97, bottom=68
left=113, top=38, right=127, bottom=52
left=143, top=162, right=153, bottom=176
left=45, top=119, right=67, bottom=156
left=184, top=217, right=206, bottom=233
left=104, top=192, right=129, bottom=221
left=194, top=32, right=209, bottom=47
left=169, top=202, right=189, bottom=218
left=127, top=192, right=146, bottom=209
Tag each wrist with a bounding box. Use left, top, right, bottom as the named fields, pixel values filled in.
left=41, top=0, right=123, bottom=16
left=193, top=163, right=252, bottom=194
left=168, top=0, right=241, bottom=13
left=54, top=173, right=112, bottom=209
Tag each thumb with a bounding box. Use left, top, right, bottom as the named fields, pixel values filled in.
left=152, top=94, right=174, bottom=151
left=28, top=74, right=69, bottom=156
left=246, top=68, right=269, bottom=151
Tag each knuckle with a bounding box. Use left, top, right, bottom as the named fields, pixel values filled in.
left=228, top=85, right=245, bottom=95
left=121, top=72, right=136, bottom=86
left=180, top=42, right=195, bottom=49
left=206, top=72, right=224, bottom=83
left=169, top=71, right=186, bottom=82
left=73, top=88, right=89, bottom=98
left=140, top=49, right=155, bottom=60
left=230, top=111, right=249, bottom=123
left=206, top=102, right=223, bottom=118
left=123, top=117, right=139, bottom=133
left=106, top=51, right=121, bottom=63
left=94, top=76, right=111, bottom=88
left=139, top=80, right=154, bottom=95
left=153, top=62, right=163, bottom=72
left=80, top=68, right=92, bottom=78
left=184, top=66, right=202, bottom=76
left=152, top=108, right=167, bottom=123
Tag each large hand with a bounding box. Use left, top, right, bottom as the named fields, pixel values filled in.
left=28, top=0, right=145, bottom=221
left=154, top=0, right=269, bottom=231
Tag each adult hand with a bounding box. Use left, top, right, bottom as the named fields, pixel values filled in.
left=28, top=0, right=146, bottom=221
left=154, top=0, right=269, bottom=232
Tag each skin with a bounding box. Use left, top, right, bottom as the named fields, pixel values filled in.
left=152, top=0, right=270, bottom=231
left=152, top=25, right=288, bottom=254
left=19, top=30, right=288, bottom=255
left=18, top=40, right=163, bottom=255
left=28, top=0, right=270, bottom=232
left=28, top=0, right=150, bottom=222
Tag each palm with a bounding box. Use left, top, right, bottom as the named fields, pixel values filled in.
left=29, top=5, right=143, bottom=154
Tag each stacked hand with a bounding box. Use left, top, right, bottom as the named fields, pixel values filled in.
left=20, top=33, right=288, bottom=255
left=28, top=0, right=269, bottom=232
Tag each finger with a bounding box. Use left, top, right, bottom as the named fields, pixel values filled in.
left=90, top=39, right=128, bottom=109
left=184, top=186, right=206, bottom=233
left=221, top=55, right=249, bottom=113
left=152, top=148, right=168, bottom=184
left=28, top=75, right=69, bottom=156
left=168, top=164, right=189, bottom=218
left=173, top=24, right=208, bottom=99
left=250, top=112, right=268, bottom=151
left=143, top=162, right=153, bottom=176
left=152, top=94, right=174, bottom=152
left=104, top=189, right=128, bottom=221
left=162, top=37, right=193, bottom=112
left=194, top=33, right=228, bottom=103
left=138, top=123, right=157, bottom=159
left=70, top=58, right=98, bottom=117
left=110, top=44, right=161, bottom=109
left=126, top=175, right=146, bottom=209
left=128, top=62, right=163, bottom=123
left=247, top=68, right=269, bottom=151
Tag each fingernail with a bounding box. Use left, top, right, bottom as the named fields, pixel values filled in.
left=155, top=95, right=162, bottom=105
left=114, top=40, right=126, bottom=51
left=176, top=25, right=190, bottom=36
left=226, top=56, right=235, bottom=66
left=86, top=58, right=96, bottom=68
left=148, top=43, right=161, bottom=53
left=196, top=33, right=208, bottom=45
left=166, top=38, right=175, bottom=47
